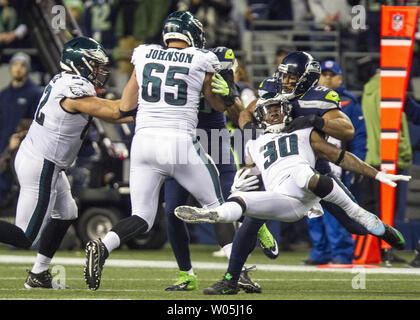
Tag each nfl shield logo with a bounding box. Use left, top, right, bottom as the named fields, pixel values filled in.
left=392, top=13, right=404, bottom=31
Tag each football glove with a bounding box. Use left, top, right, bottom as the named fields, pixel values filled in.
left=282, top=114, right=325, bottom=133
left=375, top=171, right=411, bottom=187
left=211, top=72, right=235, bottom=106
left=231, top=168, right=260, bottom=193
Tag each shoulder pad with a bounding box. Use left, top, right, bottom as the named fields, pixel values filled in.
left=302, top=86, right=340, bottom=106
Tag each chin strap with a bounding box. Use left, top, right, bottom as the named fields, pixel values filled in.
left=264, top=122, right=285, bottom=133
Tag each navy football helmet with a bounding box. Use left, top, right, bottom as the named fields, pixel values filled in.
left=162, top=11, right=206, bottom=48
left=209, top=46, right=237, bottom=71
left=277, top=51, right=321, bottom=100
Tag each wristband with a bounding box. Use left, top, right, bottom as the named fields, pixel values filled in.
left=119, top=108, right=137, bottom=118
left=334, top=149, right=346, bottom=165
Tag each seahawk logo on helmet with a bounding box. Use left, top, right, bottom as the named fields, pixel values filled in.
left=162, top=11, right=206, bottom=48
left=277, top=51, right=321, bottom=100
left=209, top=46, right=238, bottom=72
left=60, top=36, right=110, bottom=88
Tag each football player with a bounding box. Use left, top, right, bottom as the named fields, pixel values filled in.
left=0, top=36, right=132, bottom=289
left=83, top=11, right=246, bottom=291
left=177, top=51, right=407, bottom=294
left=174, top=98, right=410, bottom=294
left=163, top=46, right=268, bottom=294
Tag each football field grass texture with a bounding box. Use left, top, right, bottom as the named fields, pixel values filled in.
left=0, top=244, right=419, bottom=301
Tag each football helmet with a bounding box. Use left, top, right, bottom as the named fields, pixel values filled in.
left=60, top=36, right=110, bottom=88
left=209, top=46, right=238, bottom=72
left=162, top=11, right=206, bottom=48
left=277, top=51, right=321, bottom=100
left=254, top=96, right=292, bottom=133
left=257, top=76, right=281, bottom=99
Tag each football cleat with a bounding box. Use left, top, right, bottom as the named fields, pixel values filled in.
left=24, top=270, right=68, bottom=289
left=257, top=223, right=279, bottom=259
left=174, top=206, right=220, bottom=224
left=165, top=271, right=197, bottom=291
left=355, top=208, right=385, bottom=236
left=203, top=273, right=239, bottom=295
left=238, top=266, right=261, bottom=293
left=380, top=223, right=405, bottom=250
left=84, top=239, right=108, bottom=291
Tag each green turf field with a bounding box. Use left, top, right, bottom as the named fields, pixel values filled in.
left=0, top=243, right=419, bottom=301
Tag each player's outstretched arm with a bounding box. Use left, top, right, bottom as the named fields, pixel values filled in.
left=285, top=109, right=354, bottom=141
left=61, top=96, right=122, bottom=121
left=310, top=130, right=411, bottom=187
left=202, top=72, right=228, bottom=112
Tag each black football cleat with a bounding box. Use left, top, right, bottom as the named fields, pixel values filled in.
left=380, top=223, right=405, bottom=251
left=84, top=239, right=108, bottom=291
left=24, top=270, right=68, bottom=289
left=203, top=273, right=239, bottom=295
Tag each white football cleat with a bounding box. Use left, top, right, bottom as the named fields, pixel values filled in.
left=174, top=206, right=220, bottom=223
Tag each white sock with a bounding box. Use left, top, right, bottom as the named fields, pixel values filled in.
left=322, top=180, right=383, bottom=234
left=31, top=253, right=52, bottom=274
left=322, top=180, right=360, bottom=214
left=222, top=243, right=232, bottom=259
left=187, top=268, right=194, bottom=276
left=102, top=231, right=121, bottom=253
left=216, top=201, right=243, bottom=222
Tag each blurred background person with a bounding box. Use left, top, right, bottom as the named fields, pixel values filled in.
left=0, top=51, right=41, bottom=205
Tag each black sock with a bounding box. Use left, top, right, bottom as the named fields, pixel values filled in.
left=38, top=218, right=74, bottom=258
left=111, top=215, right=148, bottom=244
left=227, top=217, right=265, bottom=281
left=0, top=220, right=32, bottom=248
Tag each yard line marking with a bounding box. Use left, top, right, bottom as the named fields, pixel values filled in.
left=0, top=255, right=420, bottom=275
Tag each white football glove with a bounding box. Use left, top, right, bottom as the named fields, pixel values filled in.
left=231, top=168, right=260, bottom=193
left=375, top=171, right=411, bottom=187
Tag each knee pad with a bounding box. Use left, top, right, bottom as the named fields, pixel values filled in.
left=313, top=175, right=334, bottom=198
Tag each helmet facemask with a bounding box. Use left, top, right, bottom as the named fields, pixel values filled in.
left=89, top=61, right=110, bottom=89
left=254, top=100, right=293, bottom=133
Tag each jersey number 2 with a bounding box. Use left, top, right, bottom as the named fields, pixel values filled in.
left=263, top=134, right=299, bottom=169
left=35, top=84, right=52, bottom=126
left=141, top=63, right=189, bottom=106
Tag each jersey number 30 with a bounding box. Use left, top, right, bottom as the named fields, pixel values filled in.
left=142, top=63, right=189, bottom=106
left=262, top=134, right=299, bottom=169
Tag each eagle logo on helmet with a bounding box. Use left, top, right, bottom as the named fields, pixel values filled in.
left=162, top=11, right=206, bottom=48
left=60, top=37, right=110, bottom=88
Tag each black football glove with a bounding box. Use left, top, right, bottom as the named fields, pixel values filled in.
left=282, top=114, right=325, bottom=133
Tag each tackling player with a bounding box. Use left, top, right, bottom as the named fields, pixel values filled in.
left=0, top=36, right=131, bottom=289
left=83, top=11, right=244, bottom=291
left=174, top=99, right=410, bottom=294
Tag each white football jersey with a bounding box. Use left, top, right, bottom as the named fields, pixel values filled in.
left=131, top=44, right=221, bottom=134
left=245, top=128, right=316, bottom=191
left=21, top=72, right=96, bottom=168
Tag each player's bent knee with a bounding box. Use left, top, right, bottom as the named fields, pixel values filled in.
left=312, top=175, right=334, bottom=198
left=293, top=165, right=317, bottom=189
